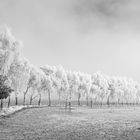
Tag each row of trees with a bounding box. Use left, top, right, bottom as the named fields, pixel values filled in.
left=0, top=26, right=140, bottom=110
left=41, top=66, right=140, bottom=108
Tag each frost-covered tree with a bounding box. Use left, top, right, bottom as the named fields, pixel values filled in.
left=26, top=66, right=41, bottom=105
left=52, top=66, right=63, bottom=105
left=22, top=59, right=32, bottom=105
left=0, top=25, right=23, bottom=105
left=40, top=65, right=56, bottom=106
left=8, top=58, right=30, bottom=105
left=41, top=75, right=52, bottom=106
left=83, top=74, right=92, bottom=106
left=75, top=73, right=91, bottom=106
left=54, top=66, right=69, bottom=106
left=35, top=68, right=52, bottom=106
left=74, top=72, right=81, bottom=106
left=0, top=25, right=21, bottom=75
left=66, top=71, right=79, bottom=110
left=90, top=72, right=109, bottom=106
left=108, top=77, right=124, bottom=105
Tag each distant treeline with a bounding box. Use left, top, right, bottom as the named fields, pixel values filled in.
left=0, top=25, right=140, bottom=110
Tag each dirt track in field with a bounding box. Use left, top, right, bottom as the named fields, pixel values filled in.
left=1, top=106, right=140, bottom=140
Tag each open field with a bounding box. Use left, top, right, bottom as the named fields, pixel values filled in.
left=1, top=106, right=140, bottom=140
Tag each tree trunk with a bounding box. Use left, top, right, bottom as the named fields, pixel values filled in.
left=65, top=98, right=68, bottom=110
left=78, top=93, right=81, bottom=106
left=100, top=101, right=102, bottom=107
left=38, top=94, right=41, bottom=106
left=8, top=95, right=10, bottom=108
left=15, top=96, right=18, bottom=105
left=1, top=99, right=3, bottom=110
left=69, top=101, right=71, bottom=112
left=118, top=99, right=120, bottom=105
left=90, top=99, right=93, bottom=108
left=58, top=92, right=61, bottom=106
left=69, top=92, right=72, bottom=112
left=23, top=86, right=29, bottom=106
left=86, top=95, right=89, bottom=106
left=23, top=93, right=26, bottom=106
left=48, top=91, right=51, bottom=106
left=107, top=96, right=110, bottom=107
left=30, top=95, right=33, bottom=105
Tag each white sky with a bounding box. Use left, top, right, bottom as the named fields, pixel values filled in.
left=1, top=0, right=140, bottom=82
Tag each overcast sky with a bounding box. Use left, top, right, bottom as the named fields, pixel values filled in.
left=0, top=0, right=140, bottom=81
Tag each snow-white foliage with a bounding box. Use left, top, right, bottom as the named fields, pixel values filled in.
left=1, top=25, right=140, bottom=106
left=0, top=25, right=22, bottom=75
left=8, top=58, right=30, bottom=98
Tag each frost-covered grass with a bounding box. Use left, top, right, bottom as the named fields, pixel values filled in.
left=1, top=106, right=140, bottom=140
left=0, top=106, right=26, bottom=117
left=0, top=105, right=49, bottom=117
